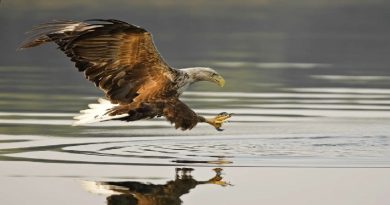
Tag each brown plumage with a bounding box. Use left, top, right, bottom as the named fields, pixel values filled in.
left=20, top=19, right=231, bottom=131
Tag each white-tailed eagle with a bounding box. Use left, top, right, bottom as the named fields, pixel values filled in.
left=20, top=19, right=232, bottom=131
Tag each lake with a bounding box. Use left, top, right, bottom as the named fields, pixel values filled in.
left=0, top=1, right=390, bottom=204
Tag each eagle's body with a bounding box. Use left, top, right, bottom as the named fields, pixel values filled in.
left=21, top=19, right=231, bottom=130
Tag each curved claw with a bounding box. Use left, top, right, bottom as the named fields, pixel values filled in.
left=206, top=113, right=233, bottom=131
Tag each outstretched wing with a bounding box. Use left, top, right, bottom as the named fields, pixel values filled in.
left=20, top=19, right=178, bottom=104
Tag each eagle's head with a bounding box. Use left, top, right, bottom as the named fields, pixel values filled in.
left=182, top=67, right=225, bottom=87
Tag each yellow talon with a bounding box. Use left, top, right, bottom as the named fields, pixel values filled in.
left=206, top=112, right=232, bottom=131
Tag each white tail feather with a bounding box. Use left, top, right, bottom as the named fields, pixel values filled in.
left=81, top=181, right=125, bottom=195
left=72, top=98, right=128, bottom=126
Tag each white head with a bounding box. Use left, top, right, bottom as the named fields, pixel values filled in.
left=181, top=67, right=225, bottom=87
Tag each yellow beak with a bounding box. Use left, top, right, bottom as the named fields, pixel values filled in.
left=213, top=75, right=225, bottom=87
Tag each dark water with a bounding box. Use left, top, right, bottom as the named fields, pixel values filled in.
left=1, top=1, right=390, bottom=205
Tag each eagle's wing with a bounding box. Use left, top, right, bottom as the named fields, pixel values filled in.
left=20, top=19, right=177, bottom=104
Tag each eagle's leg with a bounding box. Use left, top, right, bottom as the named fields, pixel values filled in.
left=207, top=168, right=231, bottom=186
left=198, top=112, right=232, bottom=131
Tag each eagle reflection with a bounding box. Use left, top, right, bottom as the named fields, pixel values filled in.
left=83, top=168, right=230, bottom=205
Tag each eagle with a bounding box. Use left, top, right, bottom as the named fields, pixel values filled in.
left=20, top=19, right=232, bottom=131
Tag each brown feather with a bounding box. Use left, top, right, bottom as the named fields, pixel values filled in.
left=21, top=19, right=175, bottom=104
left=162, top=99, right=199, bottom=130
left=21, top=19, right=202, bottom=130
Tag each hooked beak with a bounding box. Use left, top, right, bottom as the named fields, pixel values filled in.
left=213, top=75, right=225, bottom=87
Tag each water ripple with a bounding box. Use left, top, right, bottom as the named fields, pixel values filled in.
left=1, top=134, right=388, bottom=167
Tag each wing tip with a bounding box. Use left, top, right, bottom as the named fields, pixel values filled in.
left=18, top=39, right=47, bottom=50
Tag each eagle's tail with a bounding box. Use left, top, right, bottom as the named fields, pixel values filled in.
left=72, top=98, right=127, bottom=126
left=81, top=181, right=122, bottom=195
